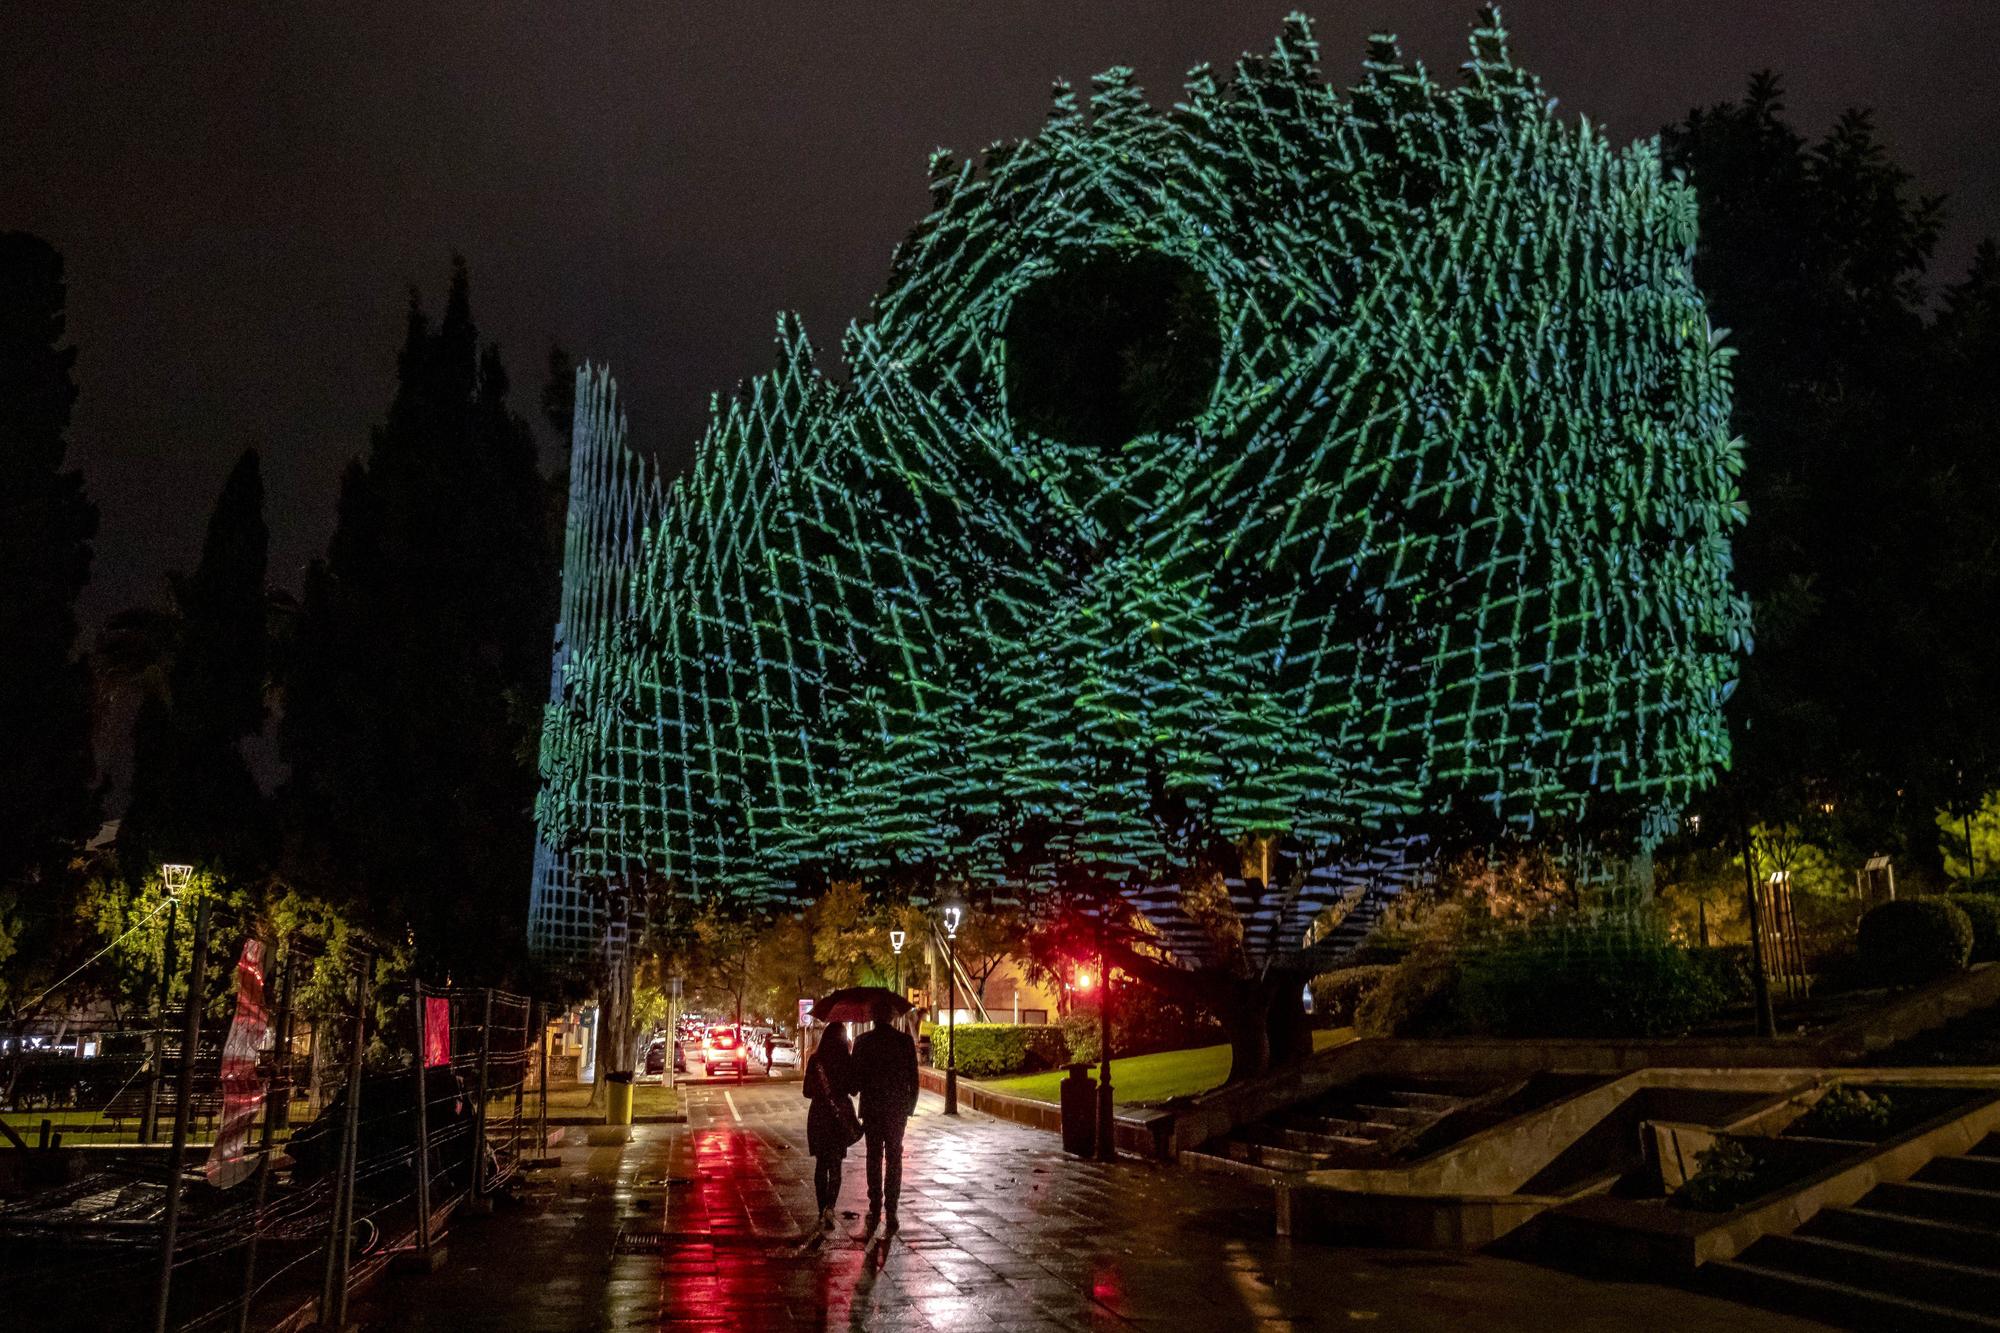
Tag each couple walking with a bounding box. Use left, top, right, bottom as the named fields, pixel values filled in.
left=803, top=1001, right=918, bottom=1233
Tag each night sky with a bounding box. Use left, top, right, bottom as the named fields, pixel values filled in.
left=5, top=2, right=1997, bottom=631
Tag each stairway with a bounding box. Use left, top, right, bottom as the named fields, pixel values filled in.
left=1707, top=1132, right=2000, bottom=1331
left=1186, top=1079, right=1481, bottom=1176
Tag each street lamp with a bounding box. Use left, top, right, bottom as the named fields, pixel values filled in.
left=888, top=928, right=906, bottom=997
left=161, top=864, right=194, bottom=894
left=942, top=906, right=961, bottom=1116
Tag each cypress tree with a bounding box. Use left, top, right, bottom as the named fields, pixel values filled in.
left=0, top=232, right=98, bottom=894
left=282, top=257, right=555, bottom=983
left=118, top=448, right=271, bottom=881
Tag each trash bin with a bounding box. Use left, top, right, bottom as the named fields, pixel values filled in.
left=1059, top=1063, right=1096, bottom=1157
left=605, top=1070, right=635, bottom=1126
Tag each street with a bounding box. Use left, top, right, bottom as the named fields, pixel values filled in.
left=348, top=1084, right=1832, bottom=1332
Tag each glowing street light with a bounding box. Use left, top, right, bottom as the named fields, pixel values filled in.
left=161, top=864, right=194, bottom=894
left=942, top=905, right=964, bottom=1116
left=889, top=927, right=906, bottom=996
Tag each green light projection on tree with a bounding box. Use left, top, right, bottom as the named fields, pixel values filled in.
left=530, top=10, right=1748, bottom=966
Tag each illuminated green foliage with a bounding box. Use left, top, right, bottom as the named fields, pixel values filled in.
left=531, top=11, right=1746, bottom=960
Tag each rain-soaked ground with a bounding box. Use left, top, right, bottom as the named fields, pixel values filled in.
left=348, top=1081, right=1831, bottom=1332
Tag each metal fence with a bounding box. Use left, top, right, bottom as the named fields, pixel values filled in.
left=0, top=941, right=547, bottom=1333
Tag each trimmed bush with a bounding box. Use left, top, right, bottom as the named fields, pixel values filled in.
left=1453, top=930, right=1728, bottom=1039
left=1687, top=944, right=1755, bottom=1006
left=1355, top=948, right=1462, bottom=1038
left=1060, top=995, right=1220, bottom=1065
left=920, top=1022, right=1067, bottom=1078
left=1858, top=898, right=1974, bottom=986
left=1309, top=965, right=1395, bottom=1027
left=1947, top=893, right=2000, bottom=963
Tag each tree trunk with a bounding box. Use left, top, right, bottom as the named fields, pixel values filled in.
left=1222, top=1002, right=1270, bottom=1085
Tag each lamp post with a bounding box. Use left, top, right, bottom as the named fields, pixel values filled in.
left=889, top=928, right=906, bottom=998
left=942, top=907, right=961, bottom=1116
left=141, top=865, right=193, bottom=1144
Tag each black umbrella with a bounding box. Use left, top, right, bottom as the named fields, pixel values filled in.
left=807, top=986, right=913, bottom=1025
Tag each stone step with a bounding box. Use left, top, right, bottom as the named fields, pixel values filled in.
left=1865, top=1179, right=2000, bottom=1229
left=1259, top=1124, right=1379, bottom=1155
left=1920, top=1154, right=2000, bottom=1193
left=1810, top=1206, right=2000, bottom=1271
left=1287, top=1114, right=1399, bottom=1141
left=1348, top=1102, right=1434, bottom=1128
left=1378, top=1088, right=1461, bottom=1111
left=1218, top=1136, right=1320, bottom=1173
left=1743, top=1233, right=2000, bottom=1313
left=1707, top=1258, right=2000, bottom=1333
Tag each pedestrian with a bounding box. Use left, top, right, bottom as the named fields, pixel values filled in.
left=802, top=1023, right=861, bottom=1232
left=764, top=1030, right=775, bottom=1073
left=851, top=999, right=919, bottom=1231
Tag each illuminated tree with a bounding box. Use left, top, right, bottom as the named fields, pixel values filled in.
left=535, top=11, right=1747, bottom=1078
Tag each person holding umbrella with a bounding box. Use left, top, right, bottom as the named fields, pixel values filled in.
left=802, top=1022, right=860, bottom=1233
left=852, top=995, right=919, bottom=1232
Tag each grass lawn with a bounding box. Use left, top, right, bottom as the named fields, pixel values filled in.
left=980, top=1027, right=1354, bottom=1107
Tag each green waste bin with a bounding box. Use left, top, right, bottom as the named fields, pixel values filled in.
left=606, top=1070, right=635, bottom=1125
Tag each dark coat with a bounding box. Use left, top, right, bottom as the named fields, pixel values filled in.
left=803, top=1046, right=857, bottom=1158
left=852, top=1025, right=919, bottom=1125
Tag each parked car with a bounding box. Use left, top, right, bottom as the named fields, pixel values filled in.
left=702, top=1025, right=746, bottom=1076
left=765, top=1037, right=799, bottom=1071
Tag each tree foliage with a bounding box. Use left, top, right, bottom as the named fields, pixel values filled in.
left=281, top=257, right=556, bottom=984
left=0, top=232, right=98, bottom=896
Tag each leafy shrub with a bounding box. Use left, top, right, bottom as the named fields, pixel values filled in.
left=1673, top=1138, right=1763, bottom=1212
left=1059, top=994, right=1220, bottom=1064
left=1794, top=1084, right=1893, bottom=1138
left=1450, top=929, right=1729, bottom=1039
left=920, top=1022, right=1068, bottom=1078
left=1858, top=898, right=1974, bottom=986
left=1355, top=947, right=1462, bottom=1038
left=1946, top=894, right=2000, bottom=963
left=1687, top=945, right=1754, bottom=1006
left=1309, top=965, right=1396, bottom=1027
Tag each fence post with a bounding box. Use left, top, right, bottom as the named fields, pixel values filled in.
left=510, top=1001, right=527, bottom=1174
left=537, top=1003, right=550, bottom=1164
left=150, top=895, right=209, bottom=1333
left=411, top=981, right=434, bottom=1261
left=318, top=951, right=370, bottom=1329
left=471, top=988, right=493, bottom=1207
left=236, top=942, right=291, bottom=1333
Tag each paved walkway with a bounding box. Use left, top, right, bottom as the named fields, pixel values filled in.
left=351, top=1084, right=1830, bottom=1332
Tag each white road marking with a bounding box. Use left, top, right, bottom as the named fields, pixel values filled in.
left=723, top=1090, right=743, bottom=1123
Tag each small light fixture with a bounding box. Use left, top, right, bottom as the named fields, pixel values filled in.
left=889, top=928, right=906, bottom=954
left=161, top=864, right=194, bottom=894
left=943, top=906, right=961, bottom=939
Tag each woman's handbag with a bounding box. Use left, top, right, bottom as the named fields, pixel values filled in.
left=832, top=1094, right=864, bottom=1147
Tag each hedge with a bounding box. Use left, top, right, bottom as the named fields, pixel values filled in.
left=1357, top=928, right=1729, bottom=1040
left=1947, top=893, right=2000, bottom=963
left=919, top=1022, right=1068, bottom=1078
left=1309, top=965, right=1395, bottom=1027
left=1858, top=898, right=1973, bottom=986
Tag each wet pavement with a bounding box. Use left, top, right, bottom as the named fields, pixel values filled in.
left=350, top=1083, right=1832, bottom=1332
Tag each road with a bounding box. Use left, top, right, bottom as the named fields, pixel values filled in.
left=350, top=1082, right=1832, bottom=1332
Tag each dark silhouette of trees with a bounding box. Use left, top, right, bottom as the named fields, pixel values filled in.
left=281, top=257, right=555, bottom=985
left=1666, top=76, right=2000, bottom=882
left=0, top=232, right=98, bottom=895
left=117, top=448, right=271, bottom=882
